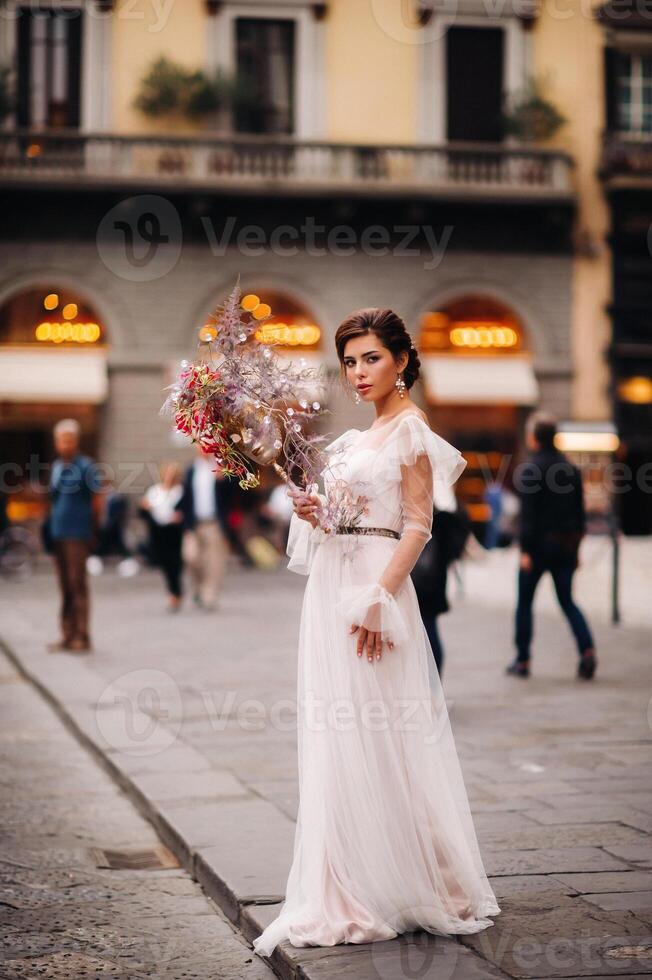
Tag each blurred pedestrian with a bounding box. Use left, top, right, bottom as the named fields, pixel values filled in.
left=95, top=477, right=130, bottom=559
left=139, top=462, right=184, bottom=612
left=484, top=479, right=505, bottom=550
left=178, top=445, right=233, bottom=611
left=47, top=419, right=102, bottom=653
left=261, top=480, right=295, bottom=553
left=506, top=411, right=597, bottom=680
left=412, top=482, right=471, bottom=678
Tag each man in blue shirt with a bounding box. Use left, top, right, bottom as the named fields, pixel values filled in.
left=48, top=419, right=102, bottom=652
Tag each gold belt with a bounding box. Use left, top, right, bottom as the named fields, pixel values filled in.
left=335, top=525, right=400, bottom=540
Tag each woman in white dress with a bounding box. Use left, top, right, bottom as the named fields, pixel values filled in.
left=252, top=308, right=500, bottom=958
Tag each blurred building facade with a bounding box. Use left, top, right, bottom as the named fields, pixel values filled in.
left=0, top=0, right=649, bottom=533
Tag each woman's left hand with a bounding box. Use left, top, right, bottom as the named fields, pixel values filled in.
left=349, top=623, right=394, bottom=663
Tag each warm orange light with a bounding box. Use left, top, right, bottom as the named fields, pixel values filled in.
left=254, top=323, right=321, bottom=346
left=26, top=143, right=41, bottom=158
left=241, top=294, right=260, bottom=312
left=618, top=376, right=652, bottom=404
left=62, top=303, right=78, bottom=320
left=198, top=325, right=218, bottom=343
left=35, top=321, right=101, bottom=343
left=449, top=323, right=518, bottom=349
left=44, top=293, right=59, bottom=311
left=252, top=303, right=272, bottom=320
left=421, top=311, right=449, bottom=331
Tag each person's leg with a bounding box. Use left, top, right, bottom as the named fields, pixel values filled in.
left=69, top=539, right=91, bottom=647
left=424, top=614, right=444, bottom=676
left=194, top=522, right=211, bottom=606
left=199, top=521, right=226, bottom=607
left=159, top=527, right=182, bottom=599
left=514, top=562, right=544, bottom=663
left=550, top=564, right=595, bottom=656
left=52, top=540, right=74, bottom=645
left=181, top=530, right=201, bottom=601
left=169, top=526, right=184, bottom=598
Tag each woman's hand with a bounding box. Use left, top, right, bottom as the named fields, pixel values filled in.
left=349, top=622, right=394, bottom=663
left=287, top=486, right=321, bottom=530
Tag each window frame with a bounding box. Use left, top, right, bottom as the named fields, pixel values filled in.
left=207, top=1, right=325, bottom=139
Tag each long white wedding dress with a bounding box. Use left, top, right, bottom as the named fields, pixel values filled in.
left=252, top=408, right=501, bottom=958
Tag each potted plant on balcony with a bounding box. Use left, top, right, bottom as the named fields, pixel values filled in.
left=502, top=75, right=566, bottom=143
left=501, top=75, right=566, bottom=184
left=134, top=56, right=235, bottom=131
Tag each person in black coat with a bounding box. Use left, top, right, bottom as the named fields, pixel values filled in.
left=412, top=481, right=470, bottom=679
left=507, top=412, right=597, bottom=680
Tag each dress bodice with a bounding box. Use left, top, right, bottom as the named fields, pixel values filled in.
left=321, top=428, right=405, bottom=534
left=286, top=410, right=467, bottom=576
left=319, top=409, right=466, bottom=535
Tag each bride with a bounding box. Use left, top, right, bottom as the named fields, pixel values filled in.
left=252, top=307, right=501, bottom=958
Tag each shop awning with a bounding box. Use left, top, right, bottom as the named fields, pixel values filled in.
left=421, top=354, right=539, bottom=405
left=0, top=347, right=108, bottom=403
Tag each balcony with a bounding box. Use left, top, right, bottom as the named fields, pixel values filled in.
left=0, top=129, right=574, bottom=203
left=600, top=133, right=652, bottom=189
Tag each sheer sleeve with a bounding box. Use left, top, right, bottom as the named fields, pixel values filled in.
left=286, top=506, right=328, bottom=575
left=379, top=450, right=434, bottom=595
left=334, top=415, right=466, bottom=644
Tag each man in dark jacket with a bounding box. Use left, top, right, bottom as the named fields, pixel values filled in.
left=507, top=412, right=597, bottom=680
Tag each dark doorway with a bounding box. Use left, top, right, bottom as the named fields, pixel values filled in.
left=446, top=26, right=504, bottom=142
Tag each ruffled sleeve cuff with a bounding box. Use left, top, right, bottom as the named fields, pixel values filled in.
left=334, top=582, right=410, bottom=647
left=286, top=510, right=328, bottom=575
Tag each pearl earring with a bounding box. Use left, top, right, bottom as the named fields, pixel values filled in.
left=354, top=388, right=361, bottom=404
left=395, top=374, right=407, bottom=398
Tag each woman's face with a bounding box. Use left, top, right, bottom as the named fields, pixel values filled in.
left=342, top=332, right=407, bottom=403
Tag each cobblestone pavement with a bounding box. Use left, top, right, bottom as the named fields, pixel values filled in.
left=1, top=537, right=651, bottom=979
left=0, top=649, right=274, bottom=980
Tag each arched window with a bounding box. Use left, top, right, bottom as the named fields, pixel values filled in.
left=199, top=289, right=322, bottom=353
left=0, top=286, right=106, bottom=347
left=417, top=294, right=539, bottom=542
left=419, top=295, right=524, bottom=354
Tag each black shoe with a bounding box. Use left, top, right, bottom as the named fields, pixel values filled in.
left=578, top=649, right=597, bottom=680
left=506, top=659, right=530, bottom=678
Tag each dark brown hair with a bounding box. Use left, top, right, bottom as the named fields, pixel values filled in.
left=334, top=308, right=421, bottom=389
left=527, top=410, right=558, bottom=451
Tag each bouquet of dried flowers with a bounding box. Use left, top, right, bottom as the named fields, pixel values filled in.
left=160, top=279, right=371, bottom=533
